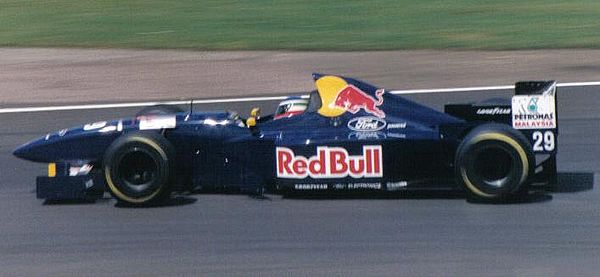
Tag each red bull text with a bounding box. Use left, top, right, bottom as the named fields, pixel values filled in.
left=276, top=146, right=383, bottom=179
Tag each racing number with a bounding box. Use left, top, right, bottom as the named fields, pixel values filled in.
left=532, top=131, right=555, bottom=152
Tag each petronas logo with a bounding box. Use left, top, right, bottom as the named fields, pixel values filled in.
left=528, top=98, right=538, bottom=113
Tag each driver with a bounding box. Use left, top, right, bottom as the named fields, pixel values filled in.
left=274, top=96, right=308, bottom=119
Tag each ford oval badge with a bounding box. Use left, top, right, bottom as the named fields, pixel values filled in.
left=347, top=116, right=387, bottom=132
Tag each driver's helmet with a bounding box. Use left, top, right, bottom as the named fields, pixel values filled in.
left=274, top=96, right=308, bottom=119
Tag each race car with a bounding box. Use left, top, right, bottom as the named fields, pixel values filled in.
left=13, top=74, right=558, bottom=205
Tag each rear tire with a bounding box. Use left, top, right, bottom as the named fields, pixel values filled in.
left=103, top=132, right=176, bottom=206
left=455, top=124, right=534, bottom=202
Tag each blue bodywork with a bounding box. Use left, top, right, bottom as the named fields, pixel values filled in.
left=13, top=74, right=558, bottom=200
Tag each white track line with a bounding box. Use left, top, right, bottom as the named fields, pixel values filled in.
left=0, top=96, right=301, bottom=114
left=1, top=81, right=599, bottom=114
left=389, top=81, right=600, bottom=95
left=390, top=85, right=513, bottom=94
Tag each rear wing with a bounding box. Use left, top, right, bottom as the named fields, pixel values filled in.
left=512, top=81, right=558, bottom=186
left=511, top=81, right=558, bottom=153
left=515, top=80, right=556, bottom=96
left=445, top=80, right=558, bottom=154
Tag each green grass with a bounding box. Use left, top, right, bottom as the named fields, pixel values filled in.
left=2, top=0, right=600, bottom=50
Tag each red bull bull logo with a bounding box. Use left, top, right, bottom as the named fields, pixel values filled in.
left=315, top=75, right=386, bottom=118
left=330, top=85, right=385, bottom=118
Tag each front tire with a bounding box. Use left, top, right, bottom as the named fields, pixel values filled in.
left=455, top=124, right=534, bottom=202
left=103, top=132, right=175, bottom=205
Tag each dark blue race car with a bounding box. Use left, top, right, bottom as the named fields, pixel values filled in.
left=14, top=74, right=559, bottom=205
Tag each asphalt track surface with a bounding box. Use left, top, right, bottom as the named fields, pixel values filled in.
left=1, top=86, right=600, bottom=276
left=4, top=48, right=600, bottom=105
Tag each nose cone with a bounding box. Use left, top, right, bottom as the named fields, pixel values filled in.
left=13, top=138, right=47, bottom=162
left=13, top=144, right=27, bottom=159
left=14, top=127, right=121, bottom=163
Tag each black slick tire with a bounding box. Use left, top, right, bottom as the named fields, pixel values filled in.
left=455, top=124, right=534, bottom=202
left=103, top=132, right=176, bottom=206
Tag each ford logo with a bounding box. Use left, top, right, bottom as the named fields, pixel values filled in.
left=348, top=116, right=387, bottom=132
